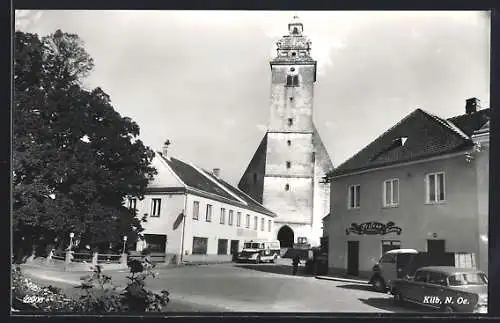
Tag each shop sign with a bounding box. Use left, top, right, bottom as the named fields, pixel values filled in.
left=345, top=221, right=402, bottom=235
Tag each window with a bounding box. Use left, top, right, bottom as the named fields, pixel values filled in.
left=206, top=204, right=212, bottom=222
left=379, top=253, right=396, bottom=264
left=285, top=184, right=290, bottom=191
left=228, top=210, right=234, bottom=226
left=414, top=271, right=428, bottom=283
left=383, top=179, right=399, bottom=207
left=426, top=172, right=445, bottom=203
left=268, top=220, right=272, bottom=232
left=448, top=273, right=488, bottom=286
left=192, top=237, right=208, bottom=255
left=297, top=237, right=308, bottom=244
left=288, top=118, right=293, bottom=126
left=382, top=240, right=401, bottom=255
left=192, top=201, right=200, bottom=220
left=254, top=216, right=258, bottom=230
left=128, top=198, right=137, bottom=211
left=220, top=208, right=226, bottom=224
left=428, top=272, right=448, bottom=286
left=287, top=140, right=291, bottom=146
left=217, top=239, right=228, bottom=255
left=286, top=161, right=291, bottom=169
left=260, top=218, right=265, bottom=231
left=151, top=198, right=161, bottom=217
left=246, top=214, right=250, bottom=228
left=348, top=185, right=361, bottom=209
left=237, top=212, right=242, bottom=227
left=143, top=234, right=166, bottom=253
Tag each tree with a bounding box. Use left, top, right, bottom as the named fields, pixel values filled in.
left=13, top=30, right=157, bottom=255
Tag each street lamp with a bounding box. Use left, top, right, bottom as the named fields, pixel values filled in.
left=69, top=232, right=74, bottom=250
left=122, top=236, right=128, bottom=254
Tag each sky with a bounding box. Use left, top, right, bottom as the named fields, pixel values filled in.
left=14, top=10, right=491, bottom=186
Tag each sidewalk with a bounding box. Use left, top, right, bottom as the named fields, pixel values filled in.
left=315, top=275, right=370, bottom=285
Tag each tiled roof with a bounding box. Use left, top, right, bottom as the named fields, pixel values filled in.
left=159, top=155, right=276, bottom=217
left=447, top=109, right=490, bottom=137
left=203, top=171, right=276, bottom=217
left=328, top=108, right=490, bottom=178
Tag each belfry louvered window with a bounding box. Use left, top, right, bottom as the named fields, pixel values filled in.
left=286, top=75, right=299, bottom=87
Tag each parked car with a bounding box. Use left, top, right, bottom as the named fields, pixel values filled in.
left=236, top=241, right=281, bottom=263
left=370, top=249, right=456, bottom=292
left=390, top=266, right=488, bottom=313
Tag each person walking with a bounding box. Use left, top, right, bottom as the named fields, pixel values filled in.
left=292, top=255, right=300, bottom=275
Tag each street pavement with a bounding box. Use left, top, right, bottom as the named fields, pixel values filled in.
left=19, top=261, right=429, bottom=313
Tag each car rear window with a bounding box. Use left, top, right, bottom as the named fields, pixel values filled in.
left=448, top=273, right=488, bottom=286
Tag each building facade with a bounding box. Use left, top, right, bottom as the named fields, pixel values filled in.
left=130, top=150, right=276, bottom=264
left=325, top=98, right=490, bottom=278
left=238, top=16, right=333, bottom=248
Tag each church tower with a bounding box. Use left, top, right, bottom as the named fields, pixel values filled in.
left=238, top=16, right=333, bottom=247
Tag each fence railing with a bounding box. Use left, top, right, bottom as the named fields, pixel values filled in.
left=97, top=253, right=122, bottom=264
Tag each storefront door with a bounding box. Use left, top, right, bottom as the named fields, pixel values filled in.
left=347, top=241, right=359, bottom=276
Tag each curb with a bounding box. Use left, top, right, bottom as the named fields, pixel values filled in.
left=315, top=275, right=370, bottom=285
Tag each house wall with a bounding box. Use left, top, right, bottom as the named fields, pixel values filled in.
left=134, top=193, right=186, bottom=264
left=327, top=154, right=480, bottom=278
left=473, top=131, right=489, bottom=273
left=182, top=193, right=276, bottom=263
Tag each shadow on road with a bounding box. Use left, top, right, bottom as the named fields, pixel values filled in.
left=234, top=264, right=315, bottom=277
left=336, top=283, right=377, bottom=292
left=358, top=297, right=432, bottom=313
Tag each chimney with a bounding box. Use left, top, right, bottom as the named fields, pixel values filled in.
left=162, top=140, right=171, bottom=156
left=212, top=168, right=221, bottom=177
left=465, top=97, right=480, bottom=114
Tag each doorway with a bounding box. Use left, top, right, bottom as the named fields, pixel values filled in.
left=427, top=239, right=445, bottom=254
left=347, top=241, right=360, bottom=276
left=230, top=240, right=239, bottom=255
left=277, top=225, right=294, bottom=248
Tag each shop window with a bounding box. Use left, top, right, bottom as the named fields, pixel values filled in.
left=217, top=239, right=228, bottom=255
left=192, top=237, right=208, bottom=255
left=426, top=172, right=445, bottom=203
left=381, top=240, right=401, bottom=256
left=192, top=201, right=200, bottom=220
left=143, top=234, right=166, bottom=253
left=383, top=179, right=399, bottom=207
left=348, top=184, right=361, bottom=209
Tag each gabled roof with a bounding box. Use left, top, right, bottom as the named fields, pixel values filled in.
left=328, top=108, right=490, bottom=178
left=156, top=155, right=276, bottom=217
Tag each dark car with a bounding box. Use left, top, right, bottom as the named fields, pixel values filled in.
left=391, top=266, right=488, bottom=313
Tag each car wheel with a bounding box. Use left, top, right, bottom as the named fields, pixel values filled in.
left=441, top=305, right=454, bottom=313
left=255, top=256, right=260, bottom=264
left=372, top=277, right=386, bottom=292
left=393, top=290, right=404, bottom=306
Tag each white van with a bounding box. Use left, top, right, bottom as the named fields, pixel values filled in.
left=236, top=240, right=281, bottom=263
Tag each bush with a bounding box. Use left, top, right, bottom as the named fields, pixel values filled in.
left=11, top=258, right=170, bottom=313
left=11, top=265, right=80, bottom=312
